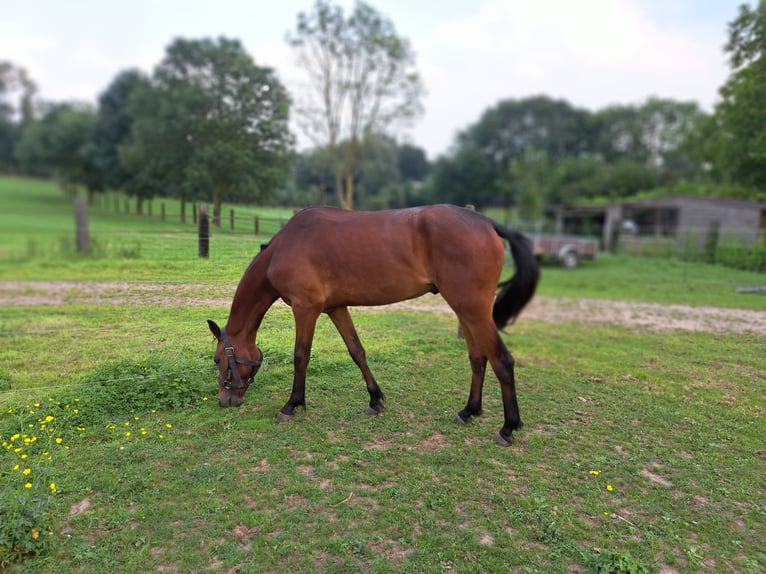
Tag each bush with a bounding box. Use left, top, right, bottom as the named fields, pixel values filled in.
left=715, top=240, right=766, bottom=272
left=69, top=355, right=210, bottom=425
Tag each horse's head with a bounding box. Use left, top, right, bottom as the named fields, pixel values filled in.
left=207, top=320, right=262, bottom=407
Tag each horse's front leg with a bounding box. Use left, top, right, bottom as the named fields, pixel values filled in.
left=327, top=306, right=385, bottom=415
left=278, top=307, right=319, bottom=423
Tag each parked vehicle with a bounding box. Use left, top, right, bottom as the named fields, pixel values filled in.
left=530, top=234, right=598, bottom=268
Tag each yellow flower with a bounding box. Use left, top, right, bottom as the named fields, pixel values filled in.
left=165, top=423, right=172, bottom=429
left=49, top=482, right=57, bottom=494
left=12, top=464, right=19, bottom=471
left=606, top=484, right=613, bottom=492
left=22, top=468, right=31, bottom=475
left=21, top=454, right=27, bottom=459
left=55, top=437, right=63, bottom=444
left=24, top=482, right=32, bottom=489
left=73, top=409, right=79, bottom=414
left=125, top=431, right=131, bottom=437
left=10, top=434, right=20, bottom=442
left=31, top=528, right=39, bottom=540
left=589, top=470, right=600, bottom=476
left=45, top=415, right=54, bottom=423
left=34, top=403, right=40, bottom=408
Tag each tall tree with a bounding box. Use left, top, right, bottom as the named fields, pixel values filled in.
left=90, top=70, right=150, bottom=193
left=595, top=98, right=704, bottom=180
left=287, top=0, right=424, bottom=209
left=459, top=96, right=594, bottom=173
left=123, top=37, right=293, bottom=222
left=0, top=61, right=37, bottom=170
left=712, top=0, right=766, bottom=189
left=14, top=102, right=101, bottom=196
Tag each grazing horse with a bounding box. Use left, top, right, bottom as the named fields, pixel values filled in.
left=207, top=204, right=539, bottom=446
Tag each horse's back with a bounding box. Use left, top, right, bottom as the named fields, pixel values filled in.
left=265, top=205, right=505, bottom=307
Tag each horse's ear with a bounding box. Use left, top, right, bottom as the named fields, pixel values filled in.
left=207, top=320, right=222, bottom=341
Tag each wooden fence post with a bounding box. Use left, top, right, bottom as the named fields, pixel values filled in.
left=161, top=203, right=166, bottom=221
left=73, top=196, right=90, bottom=255
left=230, top=208, right=235, bottom=230
left=199, top=203, right=209, bottom=258
left=193, top=204, right=198, bottom=225
left=254, top=216, right=259, bottom=235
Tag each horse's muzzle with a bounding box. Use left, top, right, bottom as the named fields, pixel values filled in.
left=218, top=393, right=244, bottom=408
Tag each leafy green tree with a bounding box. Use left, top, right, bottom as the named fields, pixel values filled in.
left=287, top=0, right=424, bottom=209
left=711, top=0, right=766, bottom=189
left=90, top=70, right=150, bottom=196
left=397, top=143, right=429, bottom=182
left=425, top=145, right=496, bottom=208
left=292, top=146, right=336, bottom=205
left=459, top=96, right=594, bottom=172
left=122, top=37, right=292, bottom=222
left=0, top=61, right=37, bottom=170
left=509, top=147, right=551, bottom=223
left=14, top=102, right=100, bottom=196
left=595, top=98, right=705, bottom=181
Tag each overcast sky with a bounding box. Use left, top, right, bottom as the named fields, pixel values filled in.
left=0, top=0, right=746, bottom=158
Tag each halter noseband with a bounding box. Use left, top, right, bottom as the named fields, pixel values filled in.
left=218, top=328, right=262, bottom=391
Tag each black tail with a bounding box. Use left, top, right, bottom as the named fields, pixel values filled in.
left=491, top=223, right=540, bottom=330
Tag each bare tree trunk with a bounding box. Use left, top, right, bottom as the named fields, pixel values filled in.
left=136, top=196, right=144, bottom=216
left=340, top=173, right=354, bottom=210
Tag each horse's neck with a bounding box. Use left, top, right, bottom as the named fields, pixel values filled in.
left=226, top=253, right=277, bottom=340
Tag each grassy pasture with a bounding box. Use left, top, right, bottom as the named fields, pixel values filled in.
left=0, top=176, right=765, bottom=572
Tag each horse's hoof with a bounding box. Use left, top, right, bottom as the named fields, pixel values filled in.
left=366, top=405, right=383, bottom=415
left=276, top=412, right=294, bottom=424
left=493, top=432, right=514, bottom=447
left=454, top=413, right=471, bottom=425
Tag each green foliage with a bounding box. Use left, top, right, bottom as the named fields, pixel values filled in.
left=0, top=480, right=54, bottom=567
left=715, top=239, right=766, bottom=272
left=14, top=103, right=100, bottom=192
left=69, top=356, right=210, bottom=425
left=122, top=37, right=293, bottom=219
left=710, top=1, right=766, bottom=189
left=583, top=549, right=650, bottom=574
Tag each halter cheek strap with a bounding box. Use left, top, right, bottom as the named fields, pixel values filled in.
left=219, top=328, right=262, bottom=391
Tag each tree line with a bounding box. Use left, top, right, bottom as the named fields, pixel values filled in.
left=0, top=0, right=764, bottom=221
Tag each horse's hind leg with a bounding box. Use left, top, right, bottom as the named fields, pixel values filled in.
left=327, top=306, right=385, bottom=414
left=461, top=319, right=523, bottom=446
left=455, top=320, right=487, bottom=423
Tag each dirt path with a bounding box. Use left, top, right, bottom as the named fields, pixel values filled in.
left=2, top=280, right=765, bottom=335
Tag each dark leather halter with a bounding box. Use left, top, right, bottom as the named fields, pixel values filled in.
left=218, top=328, right=262, bottom=391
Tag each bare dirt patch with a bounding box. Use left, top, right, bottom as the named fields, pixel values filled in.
left=2, top=280, right=765, bottom=335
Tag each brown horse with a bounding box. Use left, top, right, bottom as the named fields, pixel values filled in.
left=207, top=204, right=539, bottom=446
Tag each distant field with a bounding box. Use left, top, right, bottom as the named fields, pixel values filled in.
left=1, top=175, right=764, bottom=309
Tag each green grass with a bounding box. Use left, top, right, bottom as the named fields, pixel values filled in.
left=1, top=305, right=763, bottom=572
left=1, top=176, right=765, bottom=572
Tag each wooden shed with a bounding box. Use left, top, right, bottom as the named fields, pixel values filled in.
left=557, top=196, right=766, bottom=253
